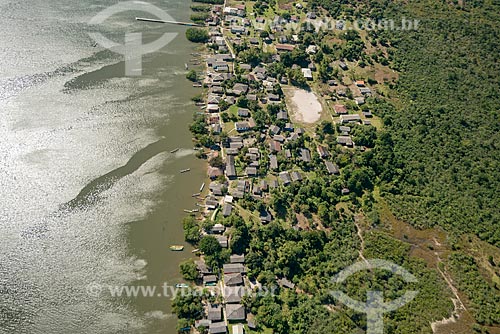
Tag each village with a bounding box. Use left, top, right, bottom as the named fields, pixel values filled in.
left=176, top=0, right=392, bottom=333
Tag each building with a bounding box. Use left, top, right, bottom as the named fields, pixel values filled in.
left=275, top=43, right=295, bottom=52
left=337, top=136, right=354, bottom=146
left=225, top=272, right=243, bottom=286
left=269, top=155, right=278, bottom=170
left=208, top=305, right=222, bottom=321
left=301, top=68, right=313, bottom=80
left=291, top=171, right=302, bottom=182
left=230, top=254, right=245, bottom=263
left=223, top=263, right=246, bottom=274
left=334, top=104, right=348, bottom=115
left=325, top=161, right=340, bottom=174
left=300, top=148, right=311, bottom=162
left=222, top=203, right=232, bottom=217
left=279, top=171, right=291, bottom=185
left=225, top=304, right=246, bottom=321
left=339, top=114, right=361, bottom=124
left=209, top=322, right=227, bottom=334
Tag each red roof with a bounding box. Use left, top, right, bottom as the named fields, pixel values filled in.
left=334, top=104, right=348, bottom=114
left=275, top=44, right=295, bottom=52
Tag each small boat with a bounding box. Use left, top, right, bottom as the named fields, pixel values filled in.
left=191, top=209, right=199, bottom=213
left=191, top=53, right=200, bottom=56
left=169, top=245, right=184, bottom=251
left=184, top=63, right=188, bottom=70
left=192, top=83, right=202, bottom=87
left=175, top=283, right=189, bottom=288
left=183, top=209, right=192, bottom=213
left=199, top=182, right=205, bottom=192
left=170, top=148, right=179, bottom=153
left=192, top=193, right=201, bottom=197
left=205, top=282, right=217, bottom=287
left=194, top=102, right=205, bottom=106
left=191, top=248, right=199, bottom=253
left=180, top=168, right=191, bottom=173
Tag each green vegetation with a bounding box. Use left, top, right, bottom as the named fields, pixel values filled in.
left=190, top=4, right=211, bottom=12
left=192, top=0, right=223, bottom=4
left=185, top=69, right=197, bottom=82
left=180, top=259, right=199, bottom=281
left=190, top=12, right=210, bottom=24
left=185, top=28, right=209, bottom=43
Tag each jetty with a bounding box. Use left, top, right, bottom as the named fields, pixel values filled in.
left=199, top=182, right=205, bottom=192
left=180, top=168, right=191, bottom=173
left=136, top=17, right=204, bottom=27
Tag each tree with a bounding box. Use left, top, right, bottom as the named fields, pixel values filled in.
left=186, top=69, right=197, bottom=82
left=186, top=28, right=209, bottom=43
left=199, top=235, right=222, bottom=256
left=180, top=259, right=199, bottom=281
left=183, top=216, right=200, bottom=244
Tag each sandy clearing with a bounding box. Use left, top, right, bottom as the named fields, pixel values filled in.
left=286, top=88, right=322, bottom=123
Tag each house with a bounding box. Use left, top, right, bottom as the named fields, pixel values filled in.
left=260, top=180, right=268, bottom=192
left=212, top=123, right=222, bottom=134
left=237, top=179, right=249, bottom=193
left=337, top=136, right=354, bottom=146
left=225, top=272, right=243, bottom=286
left=239, top=63, right=251, bottom=71
left=269, top=155, right=278, bottom=170
left=269, top=125, right=280, bottom=135
left=208, top=305, right=223, bottom=321
left=284, top=149, right=292, bottom=159
left=339, top=114, right=361, bottom=124
left=334, top=104, right=348, bottom=115
left=210, top=183, right=223, bottom=196
left=275, top=43, right=295, bottom=52
left=214, top=62, right=229, bottom=72
left=269, top=140, right=281, bottom=153
left=226, top=155, right=236, bottom=178
left=245, top=166, right=257, bottom=177
left=216, top=235, right=228, bottom=248
left=233, top=324, right=244, bottom=334
left=237, top=108, right=249, bottom=117
left=339, top=61, right=348, bottom=70
left=277, top=110, right=288, bottom=120
left=235, top=122, right=250, bottom=132
left=223, top=263, right=246, bottom=274
left=196, top=259, right=212, bottom=275
left=224, top=286, right=245, bottom=303
left=208, top=167, right=224, bottom=180
left=359, top=87, right=372, bottom=95
left=273, top=135, right=285, bottom=142
left=284, top=123, right=294, bottom=131
left=363, top=111, right=373, bottom=118
left=231, top=26, right=247, bottom=35
left=222, top=203, right=233, bottom=217
left=196, top=319, right=212, bottom=329
left=268, top=93, right=280, bottom=101
left=355, top=97, right=365, bottom=105
left=341, top=188, right=350, bottom=195
left=301, top=68, right=313, bottom=80
left=291, top=171, right=302, bottom=182
left=355, top=80, right=365, bottom=87
left=339, top=125, right=351, bottom=133
left=300, top=148, right=311, bottom=162
left=279, top=171, right=291, bottom=185
left=317, top=145, right=330, bottom=158
left=278, top=277, right=296, bottom=289
left=325, top=161, right=340, bottom=174
left=210, top=223, right=225, bottom=234
left=230, top=254, right=245, bottom=263
left=209, top=322, right=227, bottom=334
left=225, top=304, right=246, bottom=321
left=259, top=210, right=272, bottom=223
left=233, top=83, right=249, bottom=95
left=203, top=275, right=217, bottom=285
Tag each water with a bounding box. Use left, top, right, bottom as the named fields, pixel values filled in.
left=0, top=0, right=204, bottom=333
